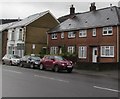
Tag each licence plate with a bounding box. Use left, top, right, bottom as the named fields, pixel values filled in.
left=67, top=66, right=72, bottom=68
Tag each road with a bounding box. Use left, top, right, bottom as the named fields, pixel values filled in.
left=2, top=64, right=119, bottom=97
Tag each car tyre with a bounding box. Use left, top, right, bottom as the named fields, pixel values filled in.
left=30, top=63, right=34, bottom=69
left=2, top=60, right=5, bottom=65
left=9, top=61, right=12, bottom=66
left=39, top=64, right=44, bottom=70
left=54, top=65, right=59, bottom=72
left=19, top=62, right=23, bottom=67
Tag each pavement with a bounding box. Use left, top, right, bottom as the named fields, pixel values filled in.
left=74, top=69, right=119, bottom=80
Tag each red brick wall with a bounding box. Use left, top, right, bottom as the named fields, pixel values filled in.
left=48, top=26, right=118, bottom=63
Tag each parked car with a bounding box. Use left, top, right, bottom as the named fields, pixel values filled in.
left=40, top=55, right=73, bottom=73
left=19, top=55, right=41, bottom=69
left=2, top=54, right=21, bottom=66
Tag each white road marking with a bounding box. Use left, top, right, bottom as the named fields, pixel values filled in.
left=34, top=75, right=69, bottom=83
left=3, top=69, right=22, bottom=74
left=93, top=86, right=120, bottom=93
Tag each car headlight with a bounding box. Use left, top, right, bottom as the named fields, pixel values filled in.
left=12, top=60, right=17, bottom=62
left=35, top=61, right=39, bottom=64
left=61, top=63, right=65, bottom=66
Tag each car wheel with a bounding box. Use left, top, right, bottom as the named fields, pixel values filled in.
left=30, top=63, right=34, bottom=69
left=54, top=65, right=59, bottom=72
left=67, top=69, right=72, bottom=73
left=19, top=62, right=23, bottom=67
left=10, top=61, right=12, bottom=66
left=39, top=64, right=44, bottom=70
left=2, top=60, right=5, bottom=65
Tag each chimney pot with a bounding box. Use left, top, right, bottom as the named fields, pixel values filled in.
left=70, top=4, right=75, bottom=15
left=90, top=2, right=96, bottom=11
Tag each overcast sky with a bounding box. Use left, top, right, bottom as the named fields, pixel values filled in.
left=0, top=0, right=119, bottom=19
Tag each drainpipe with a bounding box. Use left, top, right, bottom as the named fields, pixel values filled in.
left=23, top=26, right=26, bottom=56
left=117, top=26, right=119, bottom=62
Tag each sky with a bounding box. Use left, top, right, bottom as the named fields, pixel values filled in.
left=0, top=0, right=119, bottom=19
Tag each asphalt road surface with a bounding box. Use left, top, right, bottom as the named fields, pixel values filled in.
left=2, top=64, right=119, bottom=97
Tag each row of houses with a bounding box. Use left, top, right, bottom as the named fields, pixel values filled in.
left=0, top=3, right=120, bottom=66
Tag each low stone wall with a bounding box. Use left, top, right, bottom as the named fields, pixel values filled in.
left=74, top=62, right=119, bottom=71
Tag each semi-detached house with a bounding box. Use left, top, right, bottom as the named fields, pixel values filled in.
left=7, top=10, right=59, bottom=57
left=47, top=3, right=120, bottom=65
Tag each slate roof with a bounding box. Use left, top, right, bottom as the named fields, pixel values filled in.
left=9, top=10, right=50, bottom=28
left=48, top=6, right=120, bottom=33
left=0, top=22, right=15, bottom=32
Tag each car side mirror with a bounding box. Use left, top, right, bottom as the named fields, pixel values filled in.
left=28, top=58, right=31, bottom=61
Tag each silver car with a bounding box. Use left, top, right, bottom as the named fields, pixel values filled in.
left=2, top=54, right=21, bottom=66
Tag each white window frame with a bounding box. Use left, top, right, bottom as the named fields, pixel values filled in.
left=61, top=32, right=64, bottom=39
left=50, top=47, right=58, bottom=54
left=79, top=30, right=87, bottom=37
left=19, top=28, right=23, bottom=40
left=67, top=46, right=75, bottom=54
left=103, top=27, right=113, bottom=36
left=92, top=28, right=96, bottom=36
left=101, top=46, right=114, bottom=57
left=68, top=31, right=75, bottom=38
left=11, top=30, right=15, bottom=41
left=78, top=46, right=87, bottom=59
left=51, top=33, right=57, bottom=39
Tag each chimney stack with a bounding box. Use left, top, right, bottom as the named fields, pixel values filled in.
left=70, top=5, right=75, bottom=15
left=90, top=2, right=96, bottom=11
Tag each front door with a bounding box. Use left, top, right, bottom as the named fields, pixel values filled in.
left=92, top=47, right=98, bottom=63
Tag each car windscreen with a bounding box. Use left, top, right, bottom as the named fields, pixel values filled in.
left=31, top=57, right=41, bottom=61
left=54, top=56, right=65, bottom=61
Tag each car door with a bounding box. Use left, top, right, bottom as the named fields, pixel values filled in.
left=43, top=56, right=50, bottom=68
left=48, top=56, right=54, bottom=69
left=22, top=56, right=28, bottom=67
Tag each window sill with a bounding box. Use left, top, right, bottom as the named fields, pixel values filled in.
left=51, top=38, right=57, bottom=40
left=101, top=56, right=114, bottom=58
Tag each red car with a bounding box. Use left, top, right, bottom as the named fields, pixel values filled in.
left=39, top=55, right=73, bottom=73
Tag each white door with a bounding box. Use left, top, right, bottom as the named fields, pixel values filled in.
left=92, top=48, right=98, bottom=63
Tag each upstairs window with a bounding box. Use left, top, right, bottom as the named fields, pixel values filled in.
left=103, top=27, right=113, bottom=35
left=92, top=28, right=96, bottom=36
left=79, top=30, right=87, bottom=37
left=19, top=29, right=23, bottom=40
left=101, top=46, right=114, bottom=57
left=11, top=30, right=15, bottom=41
left=51, top=33, right=57, bottom=39
left=61, top=32, right=64, bottom=39
left=68, top=31, right=75, bottom=38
